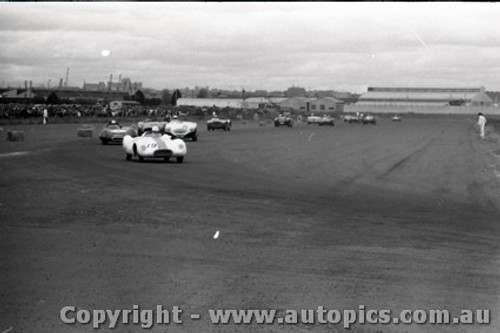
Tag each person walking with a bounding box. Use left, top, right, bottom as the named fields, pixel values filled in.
left=477, top=112, right=487, bottom=139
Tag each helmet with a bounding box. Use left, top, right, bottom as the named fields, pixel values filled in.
left=152, top=125, right=160, bottom=133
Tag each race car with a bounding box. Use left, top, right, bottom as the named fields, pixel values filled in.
left=137, top=119, right=168, bottom=136
left=207, top=117, right=231, bottom=131
left=392, top=115, right=402, bottom=122
left=98, top=120, right=138, bottom=145
left=122, top=126, right=187, bottom=163
left=274, top=115, right=293, bottom=127
left=362, top=114, right=377, bottom=125
left=307, top=114, right=335, bottom=126
left=164, top=117, right=198, bottom=141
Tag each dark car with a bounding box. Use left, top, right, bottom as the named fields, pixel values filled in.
left=98, top=120, right=137, bottom=145
left=207, top=117, right=231, bottom=131
left=274, top=115, right=293, bottom=127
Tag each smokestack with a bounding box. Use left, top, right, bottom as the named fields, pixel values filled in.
left=65, top=67, right=69, bottom=87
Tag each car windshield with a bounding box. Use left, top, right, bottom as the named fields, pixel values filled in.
left=106, top=124, right=120, bottom=129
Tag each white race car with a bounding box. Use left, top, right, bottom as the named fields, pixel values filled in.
left=122, top=126, right=187, bottom=163
left=164, top=117, right=198, bottom=141
left=307, top=114, right=335, bottom=126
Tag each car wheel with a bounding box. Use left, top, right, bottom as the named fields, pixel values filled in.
left=101, top=139, right=108, bottom=145
left=126, top=153, right=132, bottom=161
left=193, top=134, right=198, bottom=142
left=176, top=156, right=184, bottom=164
left=164, top=157, right=170, bottom=163
left=138, top=155, right=144, bottom=162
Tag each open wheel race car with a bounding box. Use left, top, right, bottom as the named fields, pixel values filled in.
left=122, top=126, right=187, bottom=163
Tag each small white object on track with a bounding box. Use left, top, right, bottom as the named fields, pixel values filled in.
left=213, top=231, right=220, bottom=239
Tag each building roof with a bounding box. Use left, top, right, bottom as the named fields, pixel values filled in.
left=359, top=87, right=485, bottom=103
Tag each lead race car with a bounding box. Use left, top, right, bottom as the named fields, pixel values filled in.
left=164, top=116, right=198, bottom=141
left=122, top=126, right=187, bottom=163
left=98, top=120, right=138, bottom=145
left=207, top=116, right=231, bottom=131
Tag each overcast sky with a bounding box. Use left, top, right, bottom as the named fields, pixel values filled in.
left=1, top=2, right=500, bottom=93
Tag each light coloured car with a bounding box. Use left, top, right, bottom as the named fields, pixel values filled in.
left=362, top=114, right=376, bottom=125
left=122, top=126, right=187, bottom=163
left=392, top=115, right=402, bottom=122
left=165, top=117, right=198, bottom=141
left=307, top=114, right=335, bottom=126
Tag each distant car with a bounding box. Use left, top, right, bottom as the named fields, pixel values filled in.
left=122, top=126, right=187, bottom=163
left=274, top=115, right=293, bottom=127
left=392, top=115, right=402, bottom=122
left=137, top=119, right=168, bottom=136
left=362, top=114, right=376, bottom=125
left=345, top=114, right=363, bottom=123
left=98, top=120, right=137, bottom=145
left=307, top=114, right=335, bottom=126
left=165, top=117, right=198, bottom=141
left=207, top=117, right=231, bottom=131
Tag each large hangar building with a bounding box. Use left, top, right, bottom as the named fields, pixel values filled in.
left=356, top=87, right=493, bottom=107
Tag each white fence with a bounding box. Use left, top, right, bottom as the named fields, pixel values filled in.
left=345, top=104, right=500, bottom=116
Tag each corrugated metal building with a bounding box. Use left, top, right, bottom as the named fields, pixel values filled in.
left=357, top=87, right=493, bottom=106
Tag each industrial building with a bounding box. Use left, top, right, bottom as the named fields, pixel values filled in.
left=357, top=87, right=493, bottom=107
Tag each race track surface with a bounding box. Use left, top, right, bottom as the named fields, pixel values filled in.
left=1, top=117, right=500, bottom=333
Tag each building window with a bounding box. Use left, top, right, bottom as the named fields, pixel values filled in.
left=320, top=105, right=325, bottom=110
left=311, top=104, right=316, bottom=110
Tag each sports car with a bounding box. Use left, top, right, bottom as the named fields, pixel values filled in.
left=362, top=114, right=377, bottom=125
left=392, top=115, right=402, bottom=122
left=207, top=117, right=231, bottom=131
left=307, top=114, right=335, bottom=126
left=137, top=119, right=168, bottom=136
left=98, top=120, right=137, bottom=145
left=274, top=115, right=293, bottom=127
left=164, top=117, right=198, bottom=141
left=122, top=126, right=187, bottom=163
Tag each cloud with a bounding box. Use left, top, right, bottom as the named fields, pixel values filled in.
left=1, top=2, right=500, bottom=92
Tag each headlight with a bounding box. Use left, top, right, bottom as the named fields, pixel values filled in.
left=178, top=143, right=185, bottom=150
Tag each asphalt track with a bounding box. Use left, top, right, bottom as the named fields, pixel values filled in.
left=1, top=116, right=500, bottom=333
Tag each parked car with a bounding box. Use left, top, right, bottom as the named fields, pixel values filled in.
left=274, top=115, right=293, bottom=127
left=122, top=126, right=187, bottom=163
left=98, top=120, right=137, bottom=145
left=207, top=117, right=231, bottom=131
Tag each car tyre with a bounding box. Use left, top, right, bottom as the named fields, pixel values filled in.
left=177, top=156, right=184, bottom=164
left=126, top=153, right=132, bottom=161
